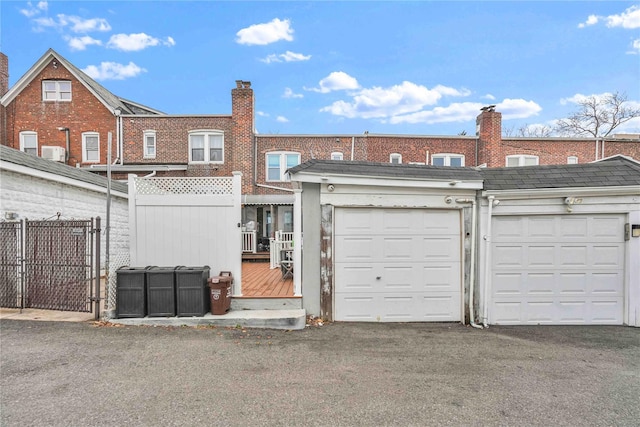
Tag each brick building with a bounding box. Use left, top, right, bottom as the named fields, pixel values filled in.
left=2, top=49, right=639, bottom=240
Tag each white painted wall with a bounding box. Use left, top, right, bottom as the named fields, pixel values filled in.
left=0, top=169, right=129, bottom=266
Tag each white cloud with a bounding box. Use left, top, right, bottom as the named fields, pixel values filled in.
left=578, top=6, right=640, bottom=29
left=628, top=39, right=640, bottom=54
left=578, top=14, right=599, bottom=28
left=63, top=15, right=111, bottom=33
left=496, top=98, right=542, bottom=119
left=389, top=102, right=484, bottom=125
left=66, top=35, right=102, bottom=51
left=20, top=0, right=47, bottom=17
left=236, top=18, right=293, bottom=45
left=283, top=88, right=303, bottom=99
left=257, top=111, right=270, bottom=117
left=306, top=71, right=360, bottom=93
left=261, top=51, right=311, bottom=63
left=320, top=80, right=472, bottom=120
left=31, top=16, right=57, bottom=31
left=560, top=92, right=609, bottom=105
left=82, top=61, right=147, bottom=80
left=276, top=116, right=289, bottom=123
left=483, top=94, right=496, bottom=100
left=606, top=5, right=640, bottom=29
left=107, top=33, right=175, bottom=51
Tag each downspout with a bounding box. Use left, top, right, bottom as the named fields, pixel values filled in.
left=118, top=114, right=124, bottom=165
left=482, top=195, right=495, bottom=328
left=601, top=138, right=605, bottom=159
left=595, top=139, right=599, bottom=161
left=351, top=137, right=355, bottom=161
left=456, top=197, right=483, bottom=329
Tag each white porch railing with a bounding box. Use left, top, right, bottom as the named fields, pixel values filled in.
left=242, top=231, right=257, bottom=253
left=270, top=234, right=294, bottom=269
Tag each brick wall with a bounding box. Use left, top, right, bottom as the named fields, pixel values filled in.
left=365, top=135, right=476, bottom=165
left=4, top=58, right=115, bottom=167
left=231, top=81, right=254, bottom=194
left=121, top=115, right=234, bottom=177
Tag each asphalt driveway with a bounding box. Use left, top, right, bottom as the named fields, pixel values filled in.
left=1, top=320, right=638, bottom=426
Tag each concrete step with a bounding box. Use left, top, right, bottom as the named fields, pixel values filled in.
left=109, top=309, right=306, bottom=330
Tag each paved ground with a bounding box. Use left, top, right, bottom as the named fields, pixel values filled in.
left=1, top=320, right=638, bottom=427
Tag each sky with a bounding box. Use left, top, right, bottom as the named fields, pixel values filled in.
left=1, top=1, right=639, bottom=136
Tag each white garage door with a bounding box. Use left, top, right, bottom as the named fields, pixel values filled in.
left=334, top=208, right=462, bottom=322
left=491, top=214, right=625, bottom=325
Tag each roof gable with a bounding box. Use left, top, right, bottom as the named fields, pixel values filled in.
left=0, top=48, right=163, bottom=115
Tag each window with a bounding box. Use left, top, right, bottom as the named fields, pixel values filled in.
left=331, top=152, right=343, bottom=160
left=189, top=130, right=224, bottom=163
left=567, top=156, right=578, bottom=164
left=506, top=155, right=538, bottom=167
left=390, top=153, right=402, bottom=164
left=143, top=130, right=156, bottom=159
left=82, top=132, right=100, bottom=163
left=432, top=154, right=465, bottom=167
left=42, top=80, right=71, bottom=101
left=266, top=152, right=300, bottom=181
left=19, top=131, right=38, bottom=155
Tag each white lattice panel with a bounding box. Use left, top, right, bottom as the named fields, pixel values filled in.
left=134, top=177, right=234, bottom=195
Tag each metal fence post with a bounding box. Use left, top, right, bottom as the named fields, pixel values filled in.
left=94, top=217, right=101, bottom=320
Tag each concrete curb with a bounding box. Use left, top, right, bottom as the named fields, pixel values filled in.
left=108, top=309, right=307, bottom=330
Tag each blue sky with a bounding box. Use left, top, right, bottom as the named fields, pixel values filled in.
left=2, top=1, right=639, bottom=136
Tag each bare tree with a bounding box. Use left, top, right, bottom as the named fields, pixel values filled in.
left=503, top=123, right=553, bottom=137
left=555, top=92, right=640, bottom=137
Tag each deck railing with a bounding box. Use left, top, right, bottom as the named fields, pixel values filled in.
left=270, top=236, right=294, bottom=269
left=242, top=231, right=257, bottom=253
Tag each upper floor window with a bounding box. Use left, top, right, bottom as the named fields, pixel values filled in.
left=82, top=132, right=100, bottom=163
left=432, top=154, right=465, bottom=167
left=19, top=131, right=38, bottom=155
left=567, top=156, right=578, bottom=164
left=143, top=130, right=156, bottom=159
left=506, top=155, right=538, bottom=167
left=390, top=153, right=402, bottom=164
left=331, top=152, right=343, bottom=161
left=42, top=80, right=71, bottom=101
left=266, top=152, right=300, bottom=182
left=189, top=130, right=224, bottom=163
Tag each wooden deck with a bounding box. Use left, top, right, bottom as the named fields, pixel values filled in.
left=240, top=261, right=294, bottom=297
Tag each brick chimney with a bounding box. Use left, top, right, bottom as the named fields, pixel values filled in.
left=476, top=107, right=502, bottom=167
left=231, top=80, right=254, bottom=194
left=0, top=52, right=8, bottom=146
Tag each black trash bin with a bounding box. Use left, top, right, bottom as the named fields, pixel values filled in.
left=146, top=266, right=177, bottom=317
left=175, top=266, right=211, bottom=317
left=116, top=267, right=148, bottom=318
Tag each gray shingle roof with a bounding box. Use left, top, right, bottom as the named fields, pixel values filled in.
left=480, top=158, right=640, bottom=190
left=1, top=145, right=128, bottom=194
left=289, top=158, right=640, bottom=191
left=288, top=159, right=484, bottom=181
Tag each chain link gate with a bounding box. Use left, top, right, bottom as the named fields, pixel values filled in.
left=0, top=218, right=101, bottom=314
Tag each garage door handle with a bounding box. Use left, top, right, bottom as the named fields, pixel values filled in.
left=376, top=276, right=381, bottom=280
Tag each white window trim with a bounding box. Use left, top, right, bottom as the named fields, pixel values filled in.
left=143, top=130, right=157, bottom=159
left=188, top=130, right=224, bottom=164
left=19, top=131, right=38, bottom=155
left=331, top=152, right=343, bottom=160
left=266, top=151, right=301, bottom=182
left=567, top=156, right=578, bottom=164
left=390, top=153, right=402, bottom=164
left=431, top=153, right=465, bottom=167
left=506, top=154, right=539, bottom=167
left=42, top=80, right=71, bottom=102
left=82, top=132, right=100, bottom=163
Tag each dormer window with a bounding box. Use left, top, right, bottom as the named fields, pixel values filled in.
left=42, top=80, right=71, bottom=101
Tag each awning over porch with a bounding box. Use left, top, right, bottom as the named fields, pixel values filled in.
left=242, top=194, right=294, bottom=205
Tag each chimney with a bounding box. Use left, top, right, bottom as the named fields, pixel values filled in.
left=0, top=52, right=8, bottom=146
left=231, top=80, right=255, bottom=193
left=476, top=108, right=502, bottom=167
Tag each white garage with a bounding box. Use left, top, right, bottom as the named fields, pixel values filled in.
left=334, top=207, right=462, bottom=322
left=490, top=214, right=625, bottom=325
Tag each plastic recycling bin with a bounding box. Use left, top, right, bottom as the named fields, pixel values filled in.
left=146, top=266, right=177, bottom=317
left=208, top=274, right=232, bottom=315
left=115, top=267, right=148, bottom=318
left=175, top=266, right=211, bottom=317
